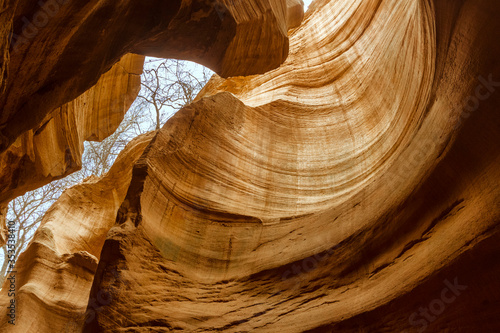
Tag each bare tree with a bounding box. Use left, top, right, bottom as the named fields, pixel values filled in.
left=139, top=58, right=211, bottom=130
left=0, top=179, right=70, bottom=279
left=78, top=102, right=148, bottom=179
left=0, top=58, right=212, bottom=284
left=0, top=106, right=147, bottom=282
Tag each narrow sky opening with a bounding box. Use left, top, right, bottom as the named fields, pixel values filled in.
left=303, top=0, right=313, bottom=11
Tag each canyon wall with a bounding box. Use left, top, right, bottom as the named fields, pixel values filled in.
left=1, top=0, right=500, bottom=332
left=0, top=0, right=296, bottom=245
left=1, top=0, right=296, bottom=153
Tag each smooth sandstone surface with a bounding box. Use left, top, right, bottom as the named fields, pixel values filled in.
left=0, top=0, right=295, bottom=153
left=0, top=132, right=155, bottom=332
left=0, top=53, right=144, bottom=248
left=0, top=0, right=299, bottom=331
left=88, top=0, right=500, bottom=331
left=0, top=54, right=144, bottom=207
left=0, top=0, right=296, bottom=244
left=1, top=0, right=500, bottom=332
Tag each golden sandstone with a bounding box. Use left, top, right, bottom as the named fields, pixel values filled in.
left=1, top=0, right=500, bottom=332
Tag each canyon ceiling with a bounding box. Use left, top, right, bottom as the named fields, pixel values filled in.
left=1, top=0, right=499, bottom=332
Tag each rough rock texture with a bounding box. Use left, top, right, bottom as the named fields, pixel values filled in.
left=0, top=53, right=144, bottom=248
left=286, top=0, right=304, bottom=29
left=87, top=0, right=500, bottom=331
left=0, top=0, right=297, bottom=244
left=0, top=0, right=301, bottom=331
left=0, top=205, right=7, bottom=247
left=0, top=54, right=144, bottom=207
left=2, top=0, right=500, bottom=332
left=0, top=0, right=296, bottom=153
left=0, top=132, right=154, bottom=332
left=0, top=0, right=15, bottom=97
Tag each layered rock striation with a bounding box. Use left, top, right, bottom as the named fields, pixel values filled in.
left=1, top=0, right=297, bottom=153
left=2, top=0, right=500, bottom=332
left=0, top=0, right=297, bottom=245
left=0, top=54, right=144, bottom=207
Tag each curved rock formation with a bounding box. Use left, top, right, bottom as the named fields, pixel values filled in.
left=1, top=0, right=297, bottom=153
left=0, top=53, right=144, bottom=247
left=0, top=0, right=297, bottom=244
left=87, top=0, right=500, bottom=331
left=2, top=0, right=500, bottom=332
left=0, top=132, right=155, bottom=332
left=0, top=54, right=144, bottom=207
left=0, top=0, right=301, bottom=330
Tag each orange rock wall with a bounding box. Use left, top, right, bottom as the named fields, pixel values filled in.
left=1, top=0, right=500, bottom=332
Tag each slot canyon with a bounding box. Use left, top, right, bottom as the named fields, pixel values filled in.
left=0, top=0, right=499, bottom=332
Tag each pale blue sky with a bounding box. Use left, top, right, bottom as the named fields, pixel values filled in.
left=0, top=0, right=319, bottom=273
left=138, top=1, right=315, bottom=125
left=303, top=0, right=312, bottom=11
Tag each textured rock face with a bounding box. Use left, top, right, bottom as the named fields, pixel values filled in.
left=2, top=0, right=500, bottom=332
left=0, top=53, right=144, bottom=248
left=0, top=0, right=14, bottom=98
left=0, top=132, right=155, bottom=332
left=0, top=54, right=144, bottom=207
left=0, top=0, right=300, bottom=331
left=0, top=0, right=295, bottom=244
left=1, top=0, right=295, bottom=153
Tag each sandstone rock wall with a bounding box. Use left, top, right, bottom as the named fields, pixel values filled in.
left=0, top=132, right=154, bottom=332
left=1, top=0, right=296, bottom=153
left=0, top=0, right=301, bottom=331
left=0, top=53, right=144, bottom=248
left=1, top=0, right=500, bottom=332
left=0, top=54, right=144, bottom=208
left=0, top=0, right=296, bottom=245
left=86, top=0, right=500, bottom=331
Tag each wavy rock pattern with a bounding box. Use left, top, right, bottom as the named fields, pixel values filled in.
left=0, top=132, right=154, bottom=332
left=0, top=54, right=144, bottom=206
left=0, top=0, right=299, bottom=330
left=0, top=53, right=144, bottom=248
left=0, top=0, right=15, bottom=98
left=87, top=0, right=500, bottom=331
left=0, top=0, right=295, bottom=152
left=1, top=0, right=500, bottom=332
left=0, top=0, right=296, bottom=245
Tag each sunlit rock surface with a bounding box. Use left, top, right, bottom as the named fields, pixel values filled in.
left=0, top=0, right=294, bottom=245
left=0, top=0, right=294, bottom=153
left=0, top=132, right=154, bottom=332
left=0, top=54, right=144, bottom=207
left=0, top=53, right=144, bottom=247
left=0, top=0, right=299, bottom=331
left=2, top=0, right=500, bottom=332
